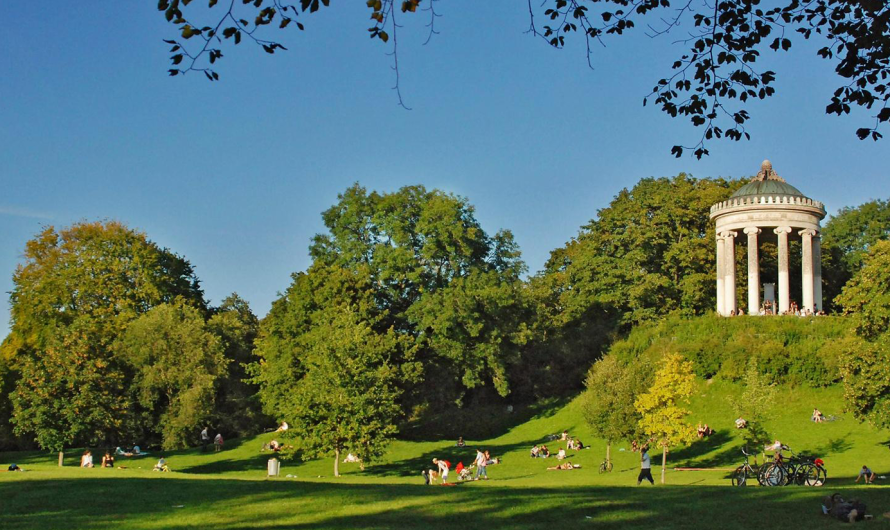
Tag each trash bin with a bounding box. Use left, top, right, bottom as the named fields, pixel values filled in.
left=268, top=458, right=280, bottom=477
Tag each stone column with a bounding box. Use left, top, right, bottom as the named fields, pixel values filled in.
left=774, top=227, right=792, bottom=314
left=716, top=233, right=725, bottom=315
left=744, top=227, right=761, bottom=315
left=723, top=231, right=737, bottom=314
left=800, top=229, right=816, bottom=313
left=814, top=234, right=822, bottom=312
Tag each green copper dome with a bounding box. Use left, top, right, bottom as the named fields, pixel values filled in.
left=730, top=179, right=806, bottom=199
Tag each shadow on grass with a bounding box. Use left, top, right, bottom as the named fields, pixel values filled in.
left=367, top=438, right=543, bottom=478
left=2, top=476, right=886, bottom=530
left=670, top=430, right=739, bottom=468
left=399, top=398, right=568, bottom=442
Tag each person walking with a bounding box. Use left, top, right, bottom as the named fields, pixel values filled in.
left=637, top=447, right=654, bottom=485
left=200, top=426, right=210, bottom=452
left=214, top=432, right=224, bottom=452
left=474, top=448, right=488, bottom=480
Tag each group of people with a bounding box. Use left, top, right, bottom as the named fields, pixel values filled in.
left=200, top=427, right=225, bottom=452
left=755, top=300, right=827, bottom=316
left=696, top=423, right=714, bottom=438
left=424, top=448, right=496, bottom=484
left=529, top=445, right=551, bottom=458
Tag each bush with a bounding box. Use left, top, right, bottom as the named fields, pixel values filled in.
left=606, top=314, right=859, bottom=387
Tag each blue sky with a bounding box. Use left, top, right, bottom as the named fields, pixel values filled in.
left=1, top=2, right=887, bottom=339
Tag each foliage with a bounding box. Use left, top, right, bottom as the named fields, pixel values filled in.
left=11, top=320, right=133, bottom=451
left=730, top=359, right=776, bottom=451
left=540, top=175, right=744, bottom=329
left=117, top=301, right=229, bottom=450
left=821, top=199, right=890, bottom=310
left=837, top=240, right=890, bottom=429
left=582, top=354, right=649, bottom=446
left=207, top=294, right=269, bottom=437
left=836, top=240, right=890, bottom=340
left=157, top=1, right=889, bottom=157
left=840, top=333, right=890, bottom=429
left=256, top=184, right=529, bottom=418
left=635, top=353, right=697, bottom=450
left=608, top=313, right=857, bottom=387
left=4, top=221, right=204, bottom=450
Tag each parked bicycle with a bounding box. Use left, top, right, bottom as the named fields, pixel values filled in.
left=757, top=445, right=826, bottom=487
left=599, top=459, right=613, bottom=474
left=731, top=448, right=759, bottom=486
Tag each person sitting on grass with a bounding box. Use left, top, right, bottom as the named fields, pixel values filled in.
left=530, top=445, right=539, bottom=458
left=697, top=423, right=706, bottom=438
left=102, top=452, right=114, bottom=468
left=735, top=417, right=747, bottom=429
left=539, top=445, right=550, bottom=458
left=154, top=456, right=169, bottom=472
left=855, top=465, right=876, bottom=484
left=812, top=408, right=825, bottom=423
left=456, top=437, right=465, bottom=448
left=557, top=448, right=566, bottom=460
left=80, top=450, right=94, bottom=468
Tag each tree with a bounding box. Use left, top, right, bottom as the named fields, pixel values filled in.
left=730, top=359, right=776, bottom=454
left=635, top=352, right=697, bottom=484
left=582, top=354, right=650, bottom=466
left=4, top=221, right=204, bottom=454
left=541, top=175, right=744, bottom=329
left=837, top=240, right=890, bottom=428
left=255, top=264, right=411, bottom=476
left=836, top=239, right=890, bottom=340
left=156, top=1, right=890, bottom=157
left=117, top=301, right=229, bottom=450
left=207, top=294, right=269, bottom=437
left=822, top=199, right=890, bottom=310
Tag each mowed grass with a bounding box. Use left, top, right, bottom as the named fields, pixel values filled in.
left=2, top=381, right=889, bottom=529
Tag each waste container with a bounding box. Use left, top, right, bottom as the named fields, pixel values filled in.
left=268, top=458, right=280, bottom=477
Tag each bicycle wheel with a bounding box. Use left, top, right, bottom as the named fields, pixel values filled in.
left=808, top=466, right=826, bottom=487
left=761, top=463, right=785, bottom=487
left=731, top=466, right=749, bottom=487
left=783, top=464, right=799, bottom=486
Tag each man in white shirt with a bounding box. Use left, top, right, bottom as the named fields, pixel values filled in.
left=637, top=447, right=654, bottom=485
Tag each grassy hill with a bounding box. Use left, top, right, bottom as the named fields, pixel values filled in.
left=2, top=377, right=889, bottom=529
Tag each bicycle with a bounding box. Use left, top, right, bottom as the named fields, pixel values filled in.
left=599, top=459, right=613, bottom=474
left=731, top=448, right=758, bottom=486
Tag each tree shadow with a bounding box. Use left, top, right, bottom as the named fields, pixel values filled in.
left=399, top=398, right=568, bottom=442
left=800, top=437, right=853, bottom=458
left=2, top=476, right=887, bottom=530
left=366, top=438, right=543, bottom=478
left=669, top=430, right=738, bottom=467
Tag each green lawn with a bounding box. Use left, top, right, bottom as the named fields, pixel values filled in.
left=3, top=381, right=889, bottom=529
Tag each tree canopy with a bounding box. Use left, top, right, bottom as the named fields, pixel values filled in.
left=157, top=0, right=890, bottom=157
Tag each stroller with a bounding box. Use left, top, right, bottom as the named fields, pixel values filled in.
left=457, top=462, right=475, bottom=481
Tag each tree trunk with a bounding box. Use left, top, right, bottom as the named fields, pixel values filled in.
left=661, top=446, right=667, bottom=484
left=606, top=442, right=611, bottom=466
left=58, top=450, right=64, bottom=467
left=334, top=448, right=340, bottom=477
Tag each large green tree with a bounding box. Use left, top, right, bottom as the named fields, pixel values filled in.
left=117, top=301, right=229, bottom=450
left=540, top=174, right=744, bottom=329
left=157, top=1, right=889, bottom=156
left=837, top=240, right=890, bottom=428
left=822, top=199, right=890, bottom=310
left=3, top=221, right=205, bottom=452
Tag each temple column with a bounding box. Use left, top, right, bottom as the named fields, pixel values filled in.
left=774, top=227, right=792, bottom=314
left=716, top=233, right=725, bottom=315
left=723, top=231, right=738, bottom=314
left=814, top=234, right=822, bottom=312
left=800, top=229, right=816, bottom=313
left=744, top=227, right=761, bottom=315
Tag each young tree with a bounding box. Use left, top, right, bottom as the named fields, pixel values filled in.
left=117, top=301, right=229, bottom=450
left=731, top=359, right=776, bottom=455
left=156, top=1, right=890, bottom=156
left=582, top=354, right=650, bottom=466
left=5, top=221, right=204, bottom=456
left=635, top=352, right=697, bottom=484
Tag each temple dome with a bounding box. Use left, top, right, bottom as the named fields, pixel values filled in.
left=730, top=179, right=806, bottom=198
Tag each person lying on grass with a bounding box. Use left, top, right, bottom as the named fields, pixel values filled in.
left=547, top=462, right=579, bottom=470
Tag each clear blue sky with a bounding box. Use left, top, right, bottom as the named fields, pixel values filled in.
left=1, top=2, right=887, bottom=339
